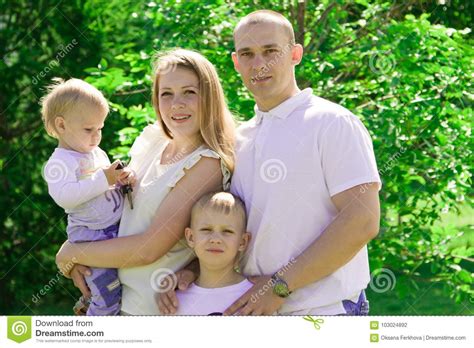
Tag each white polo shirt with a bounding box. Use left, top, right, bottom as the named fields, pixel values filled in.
left=230, top=88, right=381, bottom=314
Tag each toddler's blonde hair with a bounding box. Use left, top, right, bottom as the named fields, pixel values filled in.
left=41, top=78, right=109, bottom=138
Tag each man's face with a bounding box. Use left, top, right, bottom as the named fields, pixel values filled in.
left=232, top=21, right=300, bottom=109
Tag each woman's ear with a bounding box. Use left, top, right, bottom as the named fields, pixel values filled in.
left=55, top=116, right=66, bottom=134
left=184, top=227, right=195, bottom=248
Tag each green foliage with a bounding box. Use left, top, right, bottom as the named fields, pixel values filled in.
left=1, top=0, right=472, bottom=314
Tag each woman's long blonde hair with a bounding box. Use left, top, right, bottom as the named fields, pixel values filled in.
left=152, top=49, right=236, bottom=173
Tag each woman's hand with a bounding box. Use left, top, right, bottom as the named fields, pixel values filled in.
left=57, top=241, right=92, bottom=298
left=157, top=269, right=197, bottom=314
left=70, top=264, right=92, bottom=298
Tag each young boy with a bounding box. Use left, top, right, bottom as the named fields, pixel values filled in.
left=41, top=78, right=135, bottom=315
left=173, top=192, right=252, bottom=315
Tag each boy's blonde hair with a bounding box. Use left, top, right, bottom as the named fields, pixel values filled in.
left=152, top=49, right=236, bottom=172
left=234, top=10, right=296, bottom=45
left=191, top=192, right=246, bottom=232
left=41, top=78, right=109, bottom=138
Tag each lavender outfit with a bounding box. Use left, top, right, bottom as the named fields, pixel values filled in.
left=44, top=147, right=124, bottom=315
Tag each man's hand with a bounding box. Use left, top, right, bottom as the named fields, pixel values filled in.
left=156, top=269, right=197, bottom=314
left=223, top=275, right=286, bottom=316
left=70, top=264, right=92, bottom=298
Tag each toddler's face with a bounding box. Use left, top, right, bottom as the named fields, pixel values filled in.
left=59, top=102, right=108, bottom=153
left=186, top=209, right=248, bottom=270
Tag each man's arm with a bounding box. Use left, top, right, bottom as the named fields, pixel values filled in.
left=282, top=183, right=380, bottom=291
left=224, top=182, right=380, bottom=315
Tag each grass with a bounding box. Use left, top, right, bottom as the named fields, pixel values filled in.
left=368, top=281, right=473, bottom=315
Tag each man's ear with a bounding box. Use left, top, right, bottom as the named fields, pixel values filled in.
left=238, top=231, right=251, bottom=251
left=231, top=52, right=240, bottom=72
left=184, top=227, right=195, bottom=248
left=291, top=44, right=303, bottom=66
left=55, top=116, right=66, bottom=134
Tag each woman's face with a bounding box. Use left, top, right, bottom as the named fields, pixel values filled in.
left=158, top=67, right=201, bottom=141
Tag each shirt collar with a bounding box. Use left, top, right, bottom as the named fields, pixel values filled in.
left=254, top=88, right=313, bottom=125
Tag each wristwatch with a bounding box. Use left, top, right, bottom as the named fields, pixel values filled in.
left=271, top=273, right=292, bottom=298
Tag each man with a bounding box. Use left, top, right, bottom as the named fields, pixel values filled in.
left=162, top=9, right=381, bottom=315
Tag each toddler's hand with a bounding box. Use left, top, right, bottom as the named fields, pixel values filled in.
left=103, top=160, right=121, bottom=186
left=117, top=167, right=137, bottom=187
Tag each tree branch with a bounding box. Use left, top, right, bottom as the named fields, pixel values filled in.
left=113, top=88, right=148, bottom=96
left=305, top=2, right=338, bottom=51
left=296, top=0, right=306, bottom=45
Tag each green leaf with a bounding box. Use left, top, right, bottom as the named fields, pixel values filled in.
left=99, top=58, right=108, bottom=70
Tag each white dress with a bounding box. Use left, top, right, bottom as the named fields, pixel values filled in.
left=117, top=122, right=231, bottom=315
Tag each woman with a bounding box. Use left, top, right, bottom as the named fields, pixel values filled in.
left=56, top=48, right=235, bottom=315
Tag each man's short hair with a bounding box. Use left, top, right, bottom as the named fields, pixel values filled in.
left=234, top=10, right=296, bottom=45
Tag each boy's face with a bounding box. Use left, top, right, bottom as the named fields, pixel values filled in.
left=185, top=209, right=249, bottom=270
left=232, top=21, right=302, bottom=109
left=57, top=102, right=107, bottom=153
